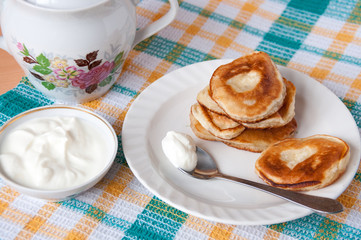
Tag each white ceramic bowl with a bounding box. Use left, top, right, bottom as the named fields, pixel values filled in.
left=0, top=105, right=118, bottom=201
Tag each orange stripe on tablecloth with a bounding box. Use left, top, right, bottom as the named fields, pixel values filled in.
left=0, top=187, right=29, bottom=229
left=64, top=216, right=95, bottom=240
left=310, top=22, right=357, bottom=82
left=209, top=223, right=235, bottom=240
left=229, top=42, right=254, bottom=55
left=184, top=215, right=214, bottom=236
left=311, top=25, right=361, bottom=45
left=15, top=202, right=59, bottom=239
left=255, top=7, right=284, bottom=23
left=64, top=166, right=134, bottom=239
left=288, top=61, right=361, bottom=101
left=127, top=60, right=173, bottom=111
left=113, top=110, right=128, bottom=134
left=186, top=27, right=219, bottom=42
left=80, top=100, right=123, bottom=134
left=184, top=216, right=246, bottom=240
left=81, top=98, right=102, bottom=111
left=222, top=0, right=247, bottom=8
left=348, top=72, right=361, bottom=101
left=236, top=0, right=265, bottom=23
left=346, top=82, right=361, bottom=101
left=0, top=186, right=20, bottom=216
left=221, top=0, right=288, bottom=24
left=92, top=102, right=123, bottom=119
left=309, top=58, right=338, bottom=80
left=288, top=62, right=357, bottom=87
left=287, top=62, right=314, bottom=76
left=1, top=206, right=69, bottom=239
left=208, top=0, right=251, bottom=57
left=145, top=60, right=173, bottom=85
left=125, top=62, right=155, bottom=80
left=172, top=8, right=276, bottom=52
left=25, top=222, right=68, bottom=239
left=1, top=206, right=31, bottom=228
left=119, top=54, right=173, bottom=99
left=94, top=166, right=134, bottom=209
left=171, top=19, right=219, bottom=42
left=118, top=187, right=151, bottom=209
left=176, top=1, right=220, bottom=46
left=79, top=101, right=124, bottom=135
left=263, top=228, right=282, bottom=239
left=136, top=3, right=170, bottom=23
left=284, top=62, right=360, bottom=102
left=223, top=0, right=263, bottom=11
left=327, top=72, right=356, bottom=86
left=211, top=27, right=241, bottom=57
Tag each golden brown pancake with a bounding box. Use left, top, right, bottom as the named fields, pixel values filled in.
left=191, top=103, right=245, bottom=139
left=197, top=78, right=295, bottom=129
left=255, top=135, right=350, bottom=191
left=197, top=86, right=226, bottom=115
left=242, top=79, right=296, bottom=129
left=190, top=111, right=218, bottom=141
left=209, top=51, right=286, bottom=122
left=189, top=111, right=297, bottom=152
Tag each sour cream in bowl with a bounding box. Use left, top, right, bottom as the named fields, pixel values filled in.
left=0, top=105, right=118, bottom=201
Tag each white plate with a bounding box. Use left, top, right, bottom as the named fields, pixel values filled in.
left=122, top=59, right=361, bottom=225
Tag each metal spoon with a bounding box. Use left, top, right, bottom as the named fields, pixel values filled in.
left=178, top=146, right=343, bottom=214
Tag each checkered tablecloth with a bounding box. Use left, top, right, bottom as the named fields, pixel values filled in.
left=1, top=0, right=361, bottom=239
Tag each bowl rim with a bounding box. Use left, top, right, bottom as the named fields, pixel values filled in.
left=0, top=104, right=118, bottom=195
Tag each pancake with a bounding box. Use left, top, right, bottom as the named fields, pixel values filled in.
left=189, top=111, right=297, bottom=152
left=242, top=79, right=296, bottom=129
left=255, top=135, right=350, bottom=191
left=209, top=51, right=286, bottom=122
left=189, top=109, right=219, bottom=142
left=191, top=103, right=245, bottom=140
left=197, top=86, right=226, bottom=115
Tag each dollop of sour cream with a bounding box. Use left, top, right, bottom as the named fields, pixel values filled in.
left=161, top=131, right=198, bottom=172
left=0, top=116, right=108, bottom=190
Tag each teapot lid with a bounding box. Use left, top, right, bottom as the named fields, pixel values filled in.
left=24, top=0, right=107, bottom=10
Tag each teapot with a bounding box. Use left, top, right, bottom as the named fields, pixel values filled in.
left=0, top=0, right=178, bottom=103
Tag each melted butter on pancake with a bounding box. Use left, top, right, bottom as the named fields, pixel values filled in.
left=280, top=146, right=317, bottom=169
left=226, top=71, right=261, bottom=93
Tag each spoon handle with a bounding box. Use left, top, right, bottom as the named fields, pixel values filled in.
left=217, top=173, right=343, bottom=214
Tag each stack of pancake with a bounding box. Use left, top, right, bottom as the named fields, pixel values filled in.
left=190, top=51, right=298, bottom=152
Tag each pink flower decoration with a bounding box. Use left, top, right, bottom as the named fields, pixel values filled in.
left=71, top=61, right=115, bottom=89
left=17, top=42, right=24, bottom=51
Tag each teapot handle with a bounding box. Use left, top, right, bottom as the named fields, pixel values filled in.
left=132, top=0, right=179, bottom=47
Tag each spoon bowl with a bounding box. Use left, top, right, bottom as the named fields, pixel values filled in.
left=179, top=146, right=343, bottom=214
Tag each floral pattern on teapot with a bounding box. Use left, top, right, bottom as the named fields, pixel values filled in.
left=17, top=43, right=125, bottom=94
